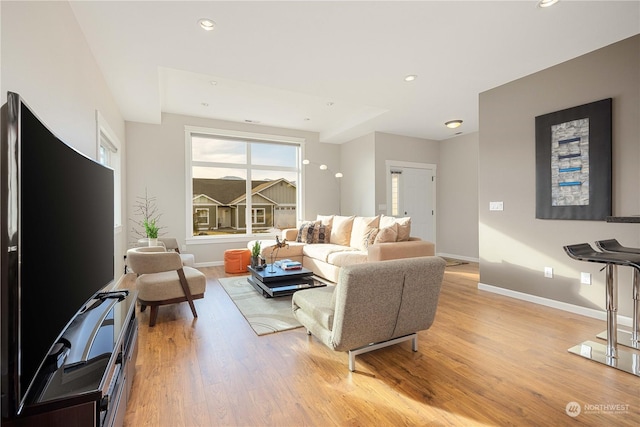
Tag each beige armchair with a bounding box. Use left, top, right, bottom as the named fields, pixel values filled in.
left=126, top=246, right=206, bottom=326
left=137, top=237, right=195, bottom=266
left=292, top=256, right=446, bottom=371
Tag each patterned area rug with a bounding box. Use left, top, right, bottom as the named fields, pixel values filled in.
left=218, top=276, right=302, bottom=336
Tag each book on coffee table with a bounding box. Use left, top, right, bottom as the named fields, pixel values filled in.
left=281, top=261, right=302, bottom=270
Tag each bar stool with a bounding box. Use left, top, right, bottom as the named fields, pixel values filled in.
left=595, top=239, right=640, bottom=350
left=563, top=243, right=640, bottom=376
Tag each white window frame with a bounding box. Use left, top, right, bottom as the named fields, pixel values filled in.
left=252, top=208, right=266, bottom=225
left=195, top=208, right=210, bottom=226
left=96, top=111, right=122, bottom=232
left=184, top=126, right=305, bottom=244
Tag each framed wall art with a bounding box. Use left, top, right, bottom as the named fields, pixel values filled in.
left=535, top=98, right=612, bottom=220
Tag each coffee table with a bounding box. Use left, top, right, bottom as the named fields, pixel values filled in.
left=247, top=264, right=325, bottom=298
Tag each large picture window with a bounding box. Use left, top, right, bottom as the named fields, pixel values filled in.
left=186, top=128, right=302, bottom=238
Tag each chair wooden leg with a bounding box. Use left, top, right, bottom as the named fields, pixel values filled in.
left=149, top=305, right=159, bottom=327
left=177, top=268, right=198, bottom=319
left=140, top=304, right=147, bottom=312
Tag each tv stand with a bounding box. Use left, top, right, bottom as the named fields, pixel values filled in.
left=4, top=290, right=138, bottom=427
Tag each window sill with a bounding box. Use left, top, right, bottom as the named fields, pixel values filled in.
left=186, top=234, right=277, bottom=246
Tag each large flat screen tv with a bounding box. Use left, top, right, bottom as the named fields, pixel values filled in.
left=1, top=92, right=115, bottom=418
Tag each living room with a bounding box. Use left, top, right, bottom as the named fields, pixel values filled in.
left=2, top=1, right=639, bottom=425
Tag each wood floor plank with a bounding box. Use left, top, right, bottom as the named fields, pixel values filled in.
left=122, top=262, right=640, bottom=426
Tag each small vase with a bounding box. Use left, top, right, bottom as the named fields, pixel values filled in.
left=251, top=256, right=260, bottom=268
left=148, top=238, right=158, bottom=247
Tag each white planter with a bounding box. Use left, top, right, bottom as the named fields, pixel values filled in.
left=148, top=238, right=158, bottom=247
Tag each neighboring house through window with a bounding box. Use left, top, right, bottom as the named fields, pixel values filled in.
left=185, top=127, right=303, bottom=238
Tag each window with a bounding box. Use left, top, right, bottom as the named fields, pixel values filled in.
left=96, top=112, right=122, bottom=229
left=252, top=208, right=266, bottom=224
left=391, top=170, right=401, bottom=216
left=195, top=208, right=209, bottom=226
left=186, top=127, right=303, bottom=238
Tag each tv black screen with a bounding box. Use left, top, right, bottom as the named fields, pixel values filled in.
left=1, top=92, right=114, bottom=417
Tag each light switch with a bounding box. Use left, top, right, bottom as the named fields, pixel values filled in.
left=489, top=201, right=504, bottom=211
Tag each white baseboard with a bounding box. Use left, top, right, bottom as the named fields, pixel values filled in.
left=195, top=260, right=224, bottom=268
left=437, top=252, right=479, bottom=263
left=478, top=282, right=633, bottom=327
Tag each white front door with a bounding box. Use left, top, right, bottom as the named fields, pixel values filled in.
left=387, top=161, right=436, bottom=243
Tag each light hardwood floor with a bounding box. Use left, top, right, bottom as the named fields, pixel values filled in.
left=122, top=262, right=639, bottom=426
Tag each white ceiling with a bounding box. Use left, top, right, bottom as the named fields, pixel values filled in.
left=69, top=1, right=640, bottom=143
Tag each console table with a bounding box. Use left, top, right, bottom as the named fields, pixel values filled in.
left=5, top=291, right=139, bottom=427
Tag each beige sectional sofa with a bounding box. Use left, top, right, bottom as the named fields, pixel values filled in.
left=250, top=214, right=435, bottom=283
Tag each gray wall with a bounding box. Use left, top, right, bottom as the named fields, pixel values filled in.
left=437, top=132, right=479, bottom=260
left=1, top=1, right=127, bottom=282
left=339, top=133, right=376, bottom=216
left=126, top=113, right=340, bottom=265
left=479, top=35, right=640, bottom=317
left=373, top=132, right=440, bottom=218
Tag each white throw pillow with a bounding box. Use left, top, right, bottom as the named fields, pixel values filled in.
left=349, top=216, right=380, bottom=250
left=380, top=215, right=411, bottom=241
left=330, top=215, right=355, bottom=246
left=374, top=223, right=398, bottom=244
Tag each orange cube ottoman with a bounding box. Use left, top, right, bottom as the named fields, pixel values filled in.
left=224, top=249, right=251, bottom=274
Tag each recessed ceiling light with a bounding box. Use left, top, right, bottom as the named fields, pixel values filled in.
left=326, top=102, right=334, bottom=107
left=445, top=120, right=463, bottom=129
left=537, top=0, right=559, bottom=8
left=304, top=117, right=311, bottom=121
left=404, top=75, right=417, bottom=82
left=201, top=102, right=209, bottom=107
left=198, top=18, right=216, bottom=31
left=209, top=80, right=218, bottom=86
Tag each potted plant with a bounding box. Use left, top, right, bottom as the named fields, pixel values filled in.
left=144, top=218, right=160, bottom=246
left=251, top=240, right=262, bottom=268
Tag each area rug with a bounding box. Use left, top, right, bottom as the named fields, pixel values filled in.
left=443, top=257, right=469, bottom=267
left=218, top=276, right=302, bottom=336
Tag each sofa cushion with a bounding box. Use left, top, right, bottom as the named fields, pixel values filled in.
left=380, top=215, right=411, bottom=242
left=327, top=250, right=368, bottom=267
left=292, top=286, right=335, bottom=331
left=303, top=243, right=358, bottom=263
left=349, top=215, right=380, bottom=251
left=330, top=215, right=355, bottom=246
left=374, top=223, right=398, bottom=244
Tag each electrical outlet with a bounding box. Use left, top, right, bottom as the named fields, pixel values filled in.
left=581, top=272, right=591, bottom=285
left=544, top=267, right=553, bottom=278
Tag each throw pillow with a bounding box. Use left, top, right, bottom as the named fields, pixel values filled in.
left=296, top=220, right=329, bottom=244
left=315, top=223, right=330, bottom=244
left=363, top=227, right=379, bottom=249
left=394, top=216, right=411, bottom=241
left=380, top=215, right=411, bottom=241
left=330, top=215, right=355, bottom=246
left=316, top=214, right=334, bottom=227
left=297, top=221, right=319, bottom=243
left=374, top=223, right=398, bottom=244
left=349, top=215, right=381, bottom=251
